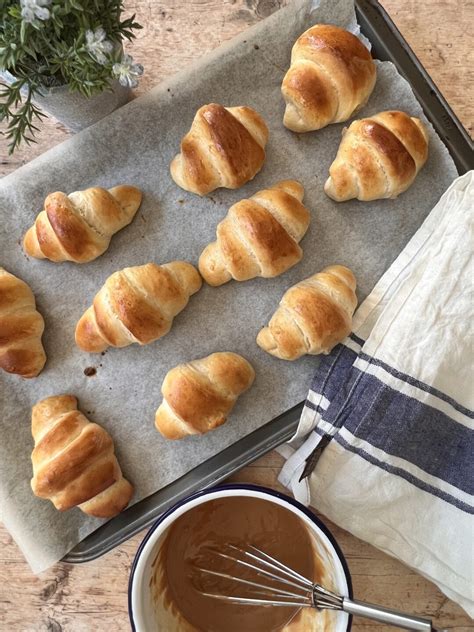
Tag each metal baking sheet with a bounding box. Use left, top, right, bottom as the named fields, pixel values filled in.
left=64, top=0, right=472, bottom=563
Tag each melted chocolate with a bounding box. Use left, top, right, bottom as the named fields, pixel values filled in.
left=156, top=496, right=322, bottom=632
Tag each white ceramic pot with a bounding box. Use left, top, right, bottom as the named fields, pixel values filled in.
left=129, top=485, right=352, bottom=632
left=1, top=70, right=131, bottom=132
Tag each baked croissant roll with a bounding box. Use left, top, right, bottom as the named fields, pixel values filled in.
left=198, top=180, right=310, bottom=286
left=155, top=352, right=255, bottom=440
left=23, top=185, right=142, bottom=263
left=325, top=111, right=429, bottom=201
left=31, top=395, right=133, bottom=517
left=170, top=103, right=269, bottom=195
left=282, top=25, right=376, bottom=132
left=75, top=261, right=202, bottom=352
left=257, top=265, right=357, bottom=360
left=0, top=267, right=46, bottom=378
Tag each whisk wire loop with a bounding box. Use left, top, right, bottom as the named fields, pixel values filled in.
left=194, top=565, right=309, bottom=600
left=234, top=544, right=314, bottom=588
left=207, top=545, right=313, bottom=595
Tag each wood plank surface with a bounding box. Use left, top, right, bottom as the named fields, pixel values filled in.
left=0, top=1, right=472, bottom=631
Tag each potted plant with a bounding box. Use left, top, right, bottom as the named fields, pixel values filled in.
left=0, top=0, right=143, bottom=153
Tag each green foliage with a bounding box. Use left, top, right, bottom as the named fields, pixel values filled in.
left=0, top=0, right=142, bottom=153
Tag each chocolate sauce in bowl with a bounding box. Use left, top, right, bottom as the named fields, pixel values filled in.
left=154, top=496, right=324, bottom=632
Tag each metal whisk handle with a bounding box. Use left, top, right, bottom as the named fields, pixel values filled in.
left=343, top=597, right=438, bottom=631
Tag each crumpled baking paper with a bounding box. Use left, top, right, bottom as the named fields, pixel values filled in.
left=0, top=0, right=458, bottom=572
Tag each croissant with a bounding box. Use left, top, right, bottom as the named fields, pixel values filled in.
left=282, top=25, right=376, bottom=132
left=257, top=265, right=357, bottom=360
left=0, top=268, right=46, bottom=378
left=75, top=261, right=202, bottom=352
left=170, top=103, right=269, bottom=195
left=155, top=352, right=255, bottom=440
left=324, top=111, right=429, bottom=201
left=31, top=395, right=133, bottom=517
left=198, top=180, right=310, bottom=286
left=23, top=185, right=142, bottom=263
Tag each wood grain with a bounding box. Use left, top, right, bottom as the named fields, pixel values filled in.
left=1, top=1, right=473, bottom=631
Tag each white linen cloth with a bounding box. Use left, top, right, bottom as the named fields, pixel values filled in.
left=279, top=171, right=474, bottom=616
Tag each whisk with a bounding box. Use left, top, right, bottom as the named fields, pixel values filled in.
left=195, top=544, right=445, bottom=631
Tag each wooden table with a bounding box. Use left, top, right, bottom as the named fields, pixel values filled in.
left=0, top=2, right=472, bottom=630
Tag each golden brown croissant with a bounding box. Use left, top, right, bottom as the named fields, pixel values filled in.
left=282, top=25, right=376, bottom=133
left=257, top=265, right=357, bottom=360
left=0, top=267, right=46, bottom=378
left=23, top=185, right=142, bottom=263
left=75, top=261, right=202, bottom=352
left=155, top=352, right=255, bottom=440
left=31, top=395, right=133, bottom=517
left=170, top=103, right=269, bottom=195
left=198, top=180, right=310, bottom=286
left=325, top=111, right=429, bottom=201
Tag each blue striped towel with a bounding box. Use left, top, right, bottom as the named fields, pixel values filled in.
left=279, top=171, right=474, bottom=615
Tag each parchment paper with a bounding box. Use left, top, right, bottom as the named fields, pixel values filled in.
left=0, top=0, right=458, bottom=572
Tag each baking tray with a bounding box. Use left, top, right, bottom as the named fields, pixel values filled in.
left=64, top=0, right=473, bottom=563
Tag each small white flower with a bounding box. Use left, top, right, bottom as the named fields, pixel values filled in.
left=112, top=54, right=144, bottom=88
left=20, top=0, right=52, bottom=23
left=85, top=27, right=114, bottom=65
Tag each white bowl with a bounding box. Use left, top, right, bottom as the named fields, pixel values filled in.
left=129, top=484, right=352, bottom=631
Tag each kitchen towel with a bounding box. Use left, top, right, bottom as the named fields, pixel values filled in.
left=279, top=171, right=474, bottom=615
